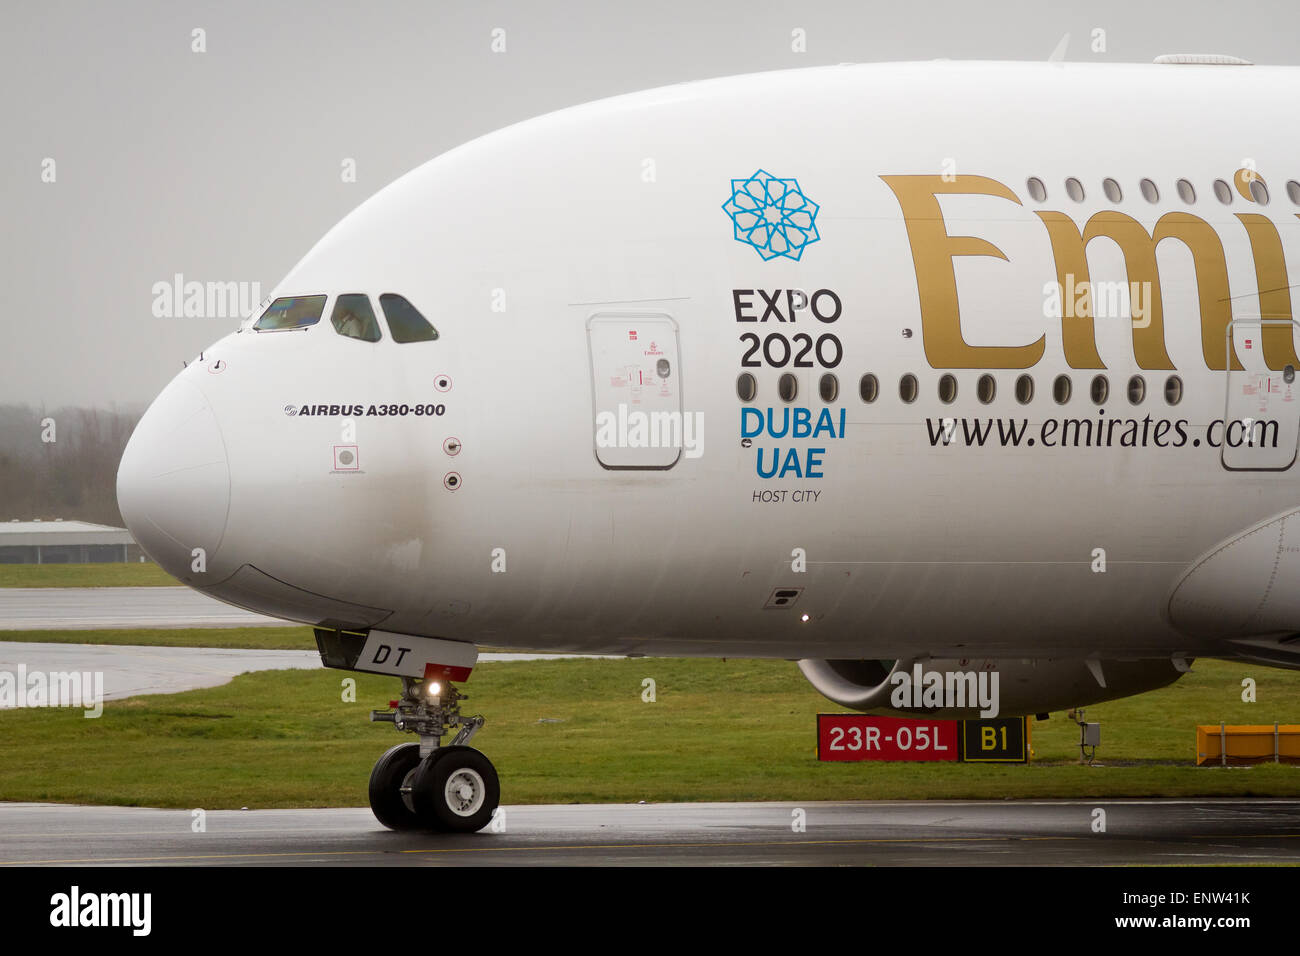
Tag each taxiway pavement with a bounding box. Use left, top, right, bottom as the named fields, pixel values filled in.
left=0, top=587, right=282, bottom=629
left=1, top=799, right=1297, bottom=866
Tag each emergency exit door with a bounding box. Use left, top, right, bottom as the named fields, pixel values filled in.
left=1223, top=318, right=1300, bottom=470
left=587, top=313, right=683, bottom=469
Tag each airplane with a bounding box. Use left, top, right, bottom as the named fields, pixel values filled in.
left=118, top=57, right=1300, bottom=833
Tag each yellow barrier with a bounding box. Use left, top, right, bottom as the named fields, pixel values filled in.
left=1196, top=724, right=1300, bottom=766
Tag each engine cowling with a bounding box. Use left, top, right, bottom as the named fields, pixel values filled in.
left=797, top=657, right=1188, bottom=718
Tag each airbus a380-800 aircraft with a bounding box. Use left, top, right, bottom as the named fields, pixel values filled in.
left=118, top=58, right=1300, bottom=832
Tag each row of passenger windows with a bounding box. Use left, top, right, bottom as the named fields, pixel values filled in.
left=253, top=293, right=439, bottom=343
left=736, top=371, right=1188, bottom=407
left=1025, top=176, right=1295, bottom=207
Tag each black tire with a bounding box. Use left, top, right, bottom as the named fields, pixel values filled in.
left=410, top=746, right=500, bottom=833
left=368, top=742, right=424, bottom=831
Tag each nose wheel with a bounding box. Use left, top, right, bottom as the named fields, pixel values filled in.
left=367, top=678, right=499, bottom=833
left=368, top=743, right=500, bottom=832
left=411, top=745, right=500, bottom=832
left=368, top=742, right=423, bottom=830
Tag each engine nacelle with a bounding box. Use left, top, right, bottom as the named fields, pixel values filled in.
left=797, top=657, right=1188, bottom=718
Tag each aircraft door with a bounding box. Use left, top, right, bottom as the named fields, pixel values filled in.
left=586, top=312, right=683, bottom=469
left=1222, top=318, right=1300, bottom=471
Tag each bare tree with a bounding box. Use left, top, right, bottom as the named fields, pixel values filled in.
left=0, top=404, right=143, bottom=526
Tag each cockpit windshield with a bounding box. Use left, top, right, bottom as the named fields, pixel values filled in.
left=331, top=294, right=383, bottom=342
left=250, top=292, right=438, bottom=343
left=253, top=295, right=326, bottom=331
left=380, top=293, right=439, bottom=343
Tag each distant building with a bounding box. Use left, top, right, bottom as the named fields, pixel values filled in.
left=0, top=520, right=139, bottom=564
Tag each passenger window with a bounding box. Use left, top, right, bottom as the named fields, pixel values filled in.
left=737, top=373, right=757, bottom=403
left=380, top=293, right=439, bottom=343
left=254, top=294, right=326, bottom=331
left=1165, top=375, right=1183, bottom=405
left=819, top=373, right=839, bottom=403
left=330, top=294, right=382, bottom=342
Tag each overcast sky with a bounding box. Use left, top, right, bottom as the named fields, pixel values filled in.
left=5, top=0, right=1300, bottom=409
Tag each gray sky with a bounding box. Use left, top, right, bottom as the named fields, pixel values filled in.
left=6, top=0, right=1299, bottom=408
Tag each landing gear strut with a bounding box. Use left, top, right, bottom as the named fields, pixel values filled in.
left=368, top=676, right=499, bottom=833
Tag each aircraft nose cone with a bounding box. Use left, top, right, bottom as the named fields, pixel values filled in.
left=117, top=377, right=230, bottom=583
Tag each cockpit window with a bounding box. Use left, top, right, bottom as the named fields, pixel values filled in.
left=380, top=293, right=439, bottom=343
left=330, top=294, right=382, bottom=342
left=253, top=295, right=326, bottom=331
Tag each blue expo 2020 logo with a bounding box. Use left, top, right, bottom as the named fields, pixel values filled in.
left=721, top=169, right=821, bottom=261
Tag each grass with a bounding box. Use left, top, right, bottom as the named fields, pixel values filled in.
left=0, top=562, right=176, bottom=588
left=0, top=657, right=1297, bottom=809
left=0, top=627, right=316, bottom=650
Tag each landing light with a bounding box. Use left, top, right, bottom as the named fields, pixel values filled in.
left=801, top=614, right=810, bottom=622
left=426, top=681, right=442, bottom=698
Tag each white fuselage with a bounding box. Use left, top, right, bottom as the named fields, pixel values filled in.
left=119, top=60, right=1300, bottom=666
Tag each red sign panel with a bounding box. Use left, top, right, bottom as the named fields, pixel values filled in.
left=817, top=714, right=960, bottom=761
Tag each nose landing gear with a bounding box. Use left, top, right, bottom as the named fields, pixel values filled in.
left=368, top=677, right=499, bottom=833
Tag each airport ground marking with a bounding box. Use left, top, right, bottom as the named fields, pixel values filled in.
left=6, top=831, right=1300, bottom=866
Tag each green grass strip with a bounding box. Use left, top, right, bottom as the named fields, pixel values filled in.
left=0, top=657, right=1296, bottom=808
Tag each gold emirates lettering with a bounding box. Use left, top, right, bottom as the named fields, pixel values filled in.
left=881, top=174, right=1300, bottom=371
